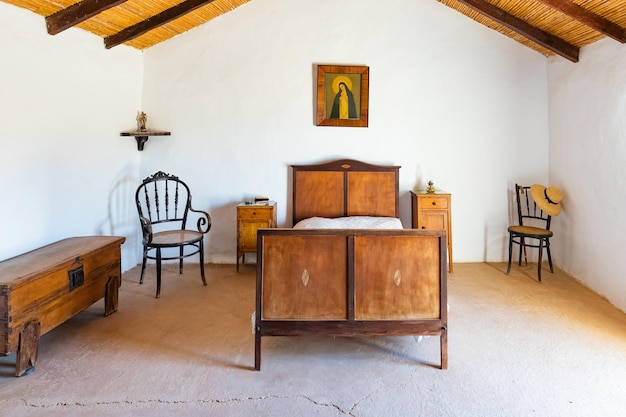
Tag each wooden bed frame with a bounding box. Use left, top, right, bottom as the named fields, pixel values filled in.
left=254, top=159, right=448, bottom=370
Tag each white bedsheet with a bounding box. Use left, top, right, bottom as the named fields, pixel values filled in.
left=293, top=216, right=403, bottom=229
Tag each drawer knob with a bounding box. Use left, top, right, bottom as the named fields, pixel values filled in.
left=432, top=201, right=436, bottom=206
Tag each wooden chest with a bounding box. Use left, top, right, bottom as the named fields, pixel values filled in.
left=0, top=236, right=125, bottom=376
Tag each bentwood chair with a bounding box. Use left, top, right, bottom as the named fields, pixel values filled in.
left=135, top=171, right=211, bottom=297
left=506, top=184, right=554, bottom=282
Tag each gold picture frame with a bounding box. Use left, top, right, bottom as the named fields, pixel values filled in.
left=316, top=65, right=369, bottom=127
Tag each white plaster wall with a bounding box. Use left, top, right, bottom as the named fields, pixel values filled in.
left=548, top=38, right=626, bottom=311
left=140, top=0, right=550, bottom=265
left=0, top=4, right=143, bottom=270
left=1, top=0, right=623, bottom=313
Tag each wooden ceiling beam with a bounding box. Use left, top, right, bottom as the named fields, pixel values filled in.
left=536, top=0, right=626, bottom=43
left=104, top=0, right=217, bottom=49
left=46, top=0, right=128, bottom=35
left=455, top=0, right=579, bottom=62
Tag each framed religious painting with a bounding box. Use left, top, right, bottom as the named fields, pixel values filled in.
left=316, top=65, right=369, bottom=127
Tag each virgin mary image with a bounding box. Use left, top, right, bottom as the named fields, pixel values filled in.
left=330, top=80, right=357, bottom=119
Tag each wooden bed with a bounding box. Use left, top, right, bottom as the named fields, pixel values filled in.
left=254, top=159, right=448, bottom=370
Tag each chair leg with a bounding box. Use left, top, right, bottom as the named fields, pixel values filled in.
left=537, top=239, right=544, bottom=283
left=199, top=239, right=207, bottom=286
left=156, top=248, right=162, bottom=298
left=506, top=234, right=514, bottom=275
left=520, top=237, right=528, bottom=266
left=517, top=238, right=524, bottom=266
left=179, top=247, right=184, bottom=275
left=546, top=240, right=554, bottom=273
left=140, top=247, right=148, bottom=285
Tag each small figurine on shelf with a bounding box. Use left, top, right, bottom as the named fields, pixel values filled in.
left=137, top=111, right=148, bottom=132
left=426, top=180, right=436, bottom=193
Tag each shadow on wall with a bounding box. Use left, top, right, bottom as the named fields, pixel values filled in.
left=98, top=174, right=140, bottom=271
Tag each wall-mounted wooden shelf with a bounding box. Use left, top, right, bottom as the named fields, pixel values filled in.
left=120, top=129, right=171, bottom=151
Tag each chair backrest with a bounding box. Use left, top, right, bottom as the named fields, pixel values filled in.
left=514, top=184, right=552, bottom=230
left=135, top=171, right=193, bottom=231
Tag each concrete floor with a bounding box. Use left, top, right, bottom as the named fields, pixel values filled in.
left=1, top=262, right=626, bottom=416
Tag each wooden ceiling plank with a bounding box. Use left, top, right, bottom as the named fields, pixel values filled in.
left=46, top=0, right=129, bottom=35
left=455, top=0, right=579, bottom=62
left=104, top=0, right=217, bottom=49
left=535, top=0, right=626, bottom=43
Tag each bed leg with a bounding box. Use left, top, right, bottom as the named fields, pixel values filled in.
left=254, top=332, right=261, bottom=371
left=440, top=326, right=448, bottom=370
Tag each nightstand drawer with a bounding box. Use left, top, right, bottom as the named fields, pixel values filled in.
left=237, top=206, right=273, bottom=219
left=419, top=196, right=448, bottom=209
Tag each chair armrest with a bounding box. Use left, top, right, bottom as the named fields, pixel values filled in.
left=189, top=207, right=212, bottom=234
left=138, top=214, right=153, bottom=244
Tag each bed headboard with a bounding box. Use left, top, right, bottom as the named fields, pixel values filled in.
left=291, top=159, right=400, bottom=224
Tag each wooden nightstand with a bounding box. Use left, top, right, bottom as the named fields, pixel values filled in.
left=237, top=201, right=277, bottom=271
left=411, top=190, right=453, bottom=272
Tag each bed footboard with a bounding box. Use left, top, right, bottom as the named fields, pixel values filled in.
left=254, top=228, right=447, bottom=370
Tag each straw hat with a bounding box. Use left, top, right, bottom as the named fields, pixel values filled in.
left=530, top=184, right=563, bottom=217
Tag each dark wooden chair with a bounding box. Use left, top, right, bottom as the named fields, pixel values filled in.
left=506, top=184, right=553, bottom=282
left=135, top=171, right=211, bottom=297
